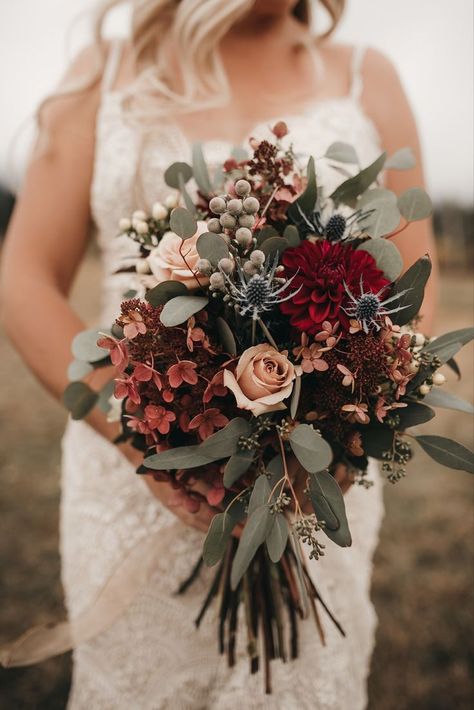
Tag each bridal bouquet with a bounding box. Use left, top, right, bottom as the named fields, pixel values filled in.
left=65, top=123, right=473, bottom=691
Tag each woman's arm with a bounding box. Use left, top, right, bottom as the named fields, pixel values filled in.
left=362, top=48, right=439, bottom=334
left=0, top=47, right=214, bottom=532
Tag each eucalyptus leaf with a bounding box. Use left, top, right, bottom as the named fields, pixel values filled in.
left=330, top=152, right=386, bottom=206
left=260, top=236, right=289, bottom=260
left=164, top=161, right=193, bottom=189
left=256, top=226, right=279, bottom=246
left=169, top=207, right=198, bottom=240
left=422, top=389, right=474, bottom=415
left=67, top=359, right=93, bottom=381
left=289, top=424, right=333, bottom=473
left=266, top=513, right=289, bottom=563
left=357, top=239, right=403, bottom=281
left=202, top=512, right=235, bottom=567
left=248, top=475, right=272, bottom=517
left=223, top=449, right=256, bottom=488
left=288, top=156, right=317, bottom=219
left=200, top=417, right=251, bottom=459
left=97, top=379, right=115, bottom=414
left=398, top=187, right=433, bottom=222
left=196, top=232, right=229, bottom=265
left=191, top=142, right=212, bottom=196
left=290, top=375, right=302, bottom=419
left=266, top=454, right=284, bottom=489
left=358, top=188, right=397, bottom=209
left=231, top=504, right=273, bottom=589
left=325, top=141, right=359, bottom=164
left=361, top=426, right=395, bottom=459
left=216, top=317, right=237, bottom=356
left=178, top=172, right=196, bottom=214
left=358, top=200, right=401, bottom=238
left=390, top=255, right=432, bottom=325
left=72, top=329, right=110, bottom=363
left=283, top=224, right=300, bottom=247
left=423, top=328, right=474, bottom=359
left=416, top=435, right=474, bottom=473
left=160, top=295, right=208, bottom=327
left=385, top=147, right=416, bottom=170
left=145, top=280, right=188, bottom=307
left=396, top=401, right=435, bottom=429
left=145, top=445, right=211, bottom=471
left=309, top=471, right=352, bottom=546
left=63, top=381, right=98, bottom=420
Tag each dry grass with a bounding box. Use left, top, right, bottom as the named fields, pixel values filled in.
left=0, top=250, right=472, bottom=710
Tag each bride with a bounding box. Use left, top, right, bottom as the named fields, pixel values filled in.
left=1, top=0, right=437, bottom=707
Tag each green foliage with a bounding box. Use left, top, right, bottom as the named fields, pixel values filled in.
left=169, top=207, right=198, bottom=239
left=290, top=375, right=302, bottom=419
left=396, top=402, right=435, bottom=429
left=67, top=359, right=93, bottom=381
left=288, top=156, right=317, bottom=219
left=247, top=475, right=272, bottom=517
left=160, top=295, right=209, bottom=327
left=260, top=236, right=289, bottom=260
left=196, top=232, right=229, bottom=265
left=178, top=172, right=196, bottom=214
left=97, top=380, right=115, bottom=414
left=308, top=471, right=352, bottom=547
left=216, top=317, right=237, bottom=356
left=423, top=328, right=474, bottom=363
left=390, top=255, right=432, bottom=325
left=385, top=147, right=416, bottom=170
left=191, top=143, right=212, bottom=196
left=223, top=449, right=255, bottom=487
left=199, top=418, right=251, bottom=460
left=361, top=426, right=395, bottom=459
left=359, top=200, right=401, bottom=238
left=145, top=281, right=188, bottom=306
left=415, top=435, right=474, bottom=474
left=288, top=424, right=333, bottom=473
left=398, top=187, right=433, bottom=222
left=358, top=188, right=397, bottom=208
left=202, top=512, right=235, bottom=567
left=357, top=238, right=403, bottom=281
left=256, top=226, right=279, bottom=246
left=63, top=382, right=98, bottom=420
left=325, top=141, right=359, bottom=164
left=422, top=389, right=474, bottom=415
left=330, top=152, right=386, bottom=206
left=230, top=504, right=273, bottom=589
left=144, top=444, right=211, bottom=470
left=282, top=224, right=300, bottom=247
left=265, top=513, right=289, bottom=563
left=71, top=329, right=110, bottom=363
left=164, top=161, right=193, bottom=189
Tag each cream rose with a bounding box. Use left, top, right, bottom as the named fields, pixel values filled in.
left=224, top=344, right=296, bottom=416
left=147, top=220, right=209, bottom=288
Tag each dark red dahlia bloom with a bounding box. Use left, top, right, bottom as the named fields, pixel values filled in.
left=280, top=240, right=390, bottom=333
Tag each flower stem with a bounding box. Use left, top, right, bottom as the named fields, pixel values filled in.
left=257, top=318, right=278, bottom=349
left=278, top=432, right=303, bottom=518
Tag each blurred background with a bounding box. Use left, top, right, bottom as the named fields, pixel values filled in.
left=0, top=1, right=473, bottom=708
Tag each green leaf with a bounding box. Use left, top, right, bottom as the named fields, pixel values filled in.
left=231, top=504, right=272, bottom=589
left=330, top=152, right=386, bottom=206
left=164, top=161, right=193, bottom=189
left=283, top=224, right=300, bottom=247
left=289, top=424, right=333, bottom=473
left=325, top=141, right=359, bottom=164
left=216, top=317, right=237, bottom=356
left=97, top=379, right=115, bottom=414
left=290, top=375, right=302, bottom=419
left=200, top=417, right=251, bottom=460
left=288, top=156, right=317, bottom=220
left=260, top=236, right=289, bottom=260
left=145, top=444, right=211, bottom=471
left=308, top=471, right=352, bottom=546
left=385, top=147, right=416, bottom=170
left=266, top=454, right=284, bottom=489
left=196, top=232, right=229, bottom=266
left=415, top=435, right=474, bottom=473
left=358, top=188, right=397, bottom=209
left=247, top=475, right=272, bottom=517
left=423, top=328, right=474, bottom=359
left=63, top=381, right=98, bottom=420
left=357, top=238, right=403, bottom=281
left=202, top=512, right=235, bottom=567
left=396, top=401, right=435, bottom=429
left=358, top=200, right=401, bottom=238
left=145, top=281, right=188, bottom=306
left=390, top=255, right=432, bottom=325
left=169, top=207, right=198, bottom=240
left=422, top=389, right=474, bottom=415
left=191, top=143, right=212, bottom=196
left=160, top=295, right=209, bottom=327
left=361, top=426, right=394, bottom=459
left=67, top=359, right=93, bottom=381
left=256, top=225, right=279, bottom=246
left=178, top=172, right=196, bottom=214
left=223, top=449, right=256, bottom=488
left=71, top=329, right=110, bottom=363
left=266, top=513, right=289, bottom=563
left=398, top=187, right=433, bottom=222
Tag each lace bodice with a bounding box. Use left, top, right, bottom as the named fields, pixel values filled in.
left=58, top=43, right=385, bottom=710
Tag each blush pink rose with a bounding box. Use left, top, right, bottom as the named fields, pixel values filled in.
left=224, top=344, right=296, bottom=417
left=147, top=220, right=209, bottom=288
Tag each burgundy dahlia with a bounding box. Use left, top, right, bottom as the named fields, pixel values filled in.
left=280, top=240, right=390, bottom=333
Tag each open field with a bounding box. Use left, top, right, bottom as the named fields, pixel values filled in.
left=0, top=250, right=473, bottom=710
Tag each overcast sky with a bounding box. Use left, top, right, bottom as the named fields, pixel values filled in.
left=0, top=0, right=472, bottom=204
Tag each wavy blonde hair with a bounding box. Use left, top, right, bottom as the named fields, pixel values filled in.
left=40, top=0, right=345, bottom=126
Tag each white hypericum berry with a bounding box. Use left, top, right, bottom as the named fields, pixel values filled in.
left=414, top=333, right=426, bottom=347
left=152, top=202, right=168, bottom=220
left=234, top=179, right=251, bottom=197
left=209, top=196, right=227, bottom=214
left=165, top=194, right=179, bottom=209
left=432, top=372, right=446, bottom=386
left=409, top=360, right=420, bottom=374
left=209, top=272, right=225, bottom=290
left=218, top=257, right=234, bottom=274
left=275, top=265, right=285, bottom=274
left=419, top=384, right=431, bottom=396
left=135, top=220, right=149, bottom=234
left=238, top=214, right=255, bottom=229
left=197, top=258, right=212, bottom=275
left=243, top=196, right=260, bottom=214
left=249, top=249, right=265, bottom=266
left=207, top=217, right=221, bottom=233
left=226, top=198, right=243, bottom=215
left=119, top=217, right=132, bottom=231
left=220, top=212, right=237, bottom=229
left=136, top=259, right=151, bottom=274
left=132, top=210, right=147, bottom=221
left=235, top=227, right=253, bottom=247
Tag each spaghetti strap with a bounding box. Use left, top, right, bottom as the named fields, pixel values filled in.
left=101, top=39, right=124, bottom=94
left=349, top=45, right=366, bottom=103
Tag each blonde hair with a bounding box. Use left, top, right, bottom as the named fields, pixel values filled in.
left=39, top=0, right=345, bottom=127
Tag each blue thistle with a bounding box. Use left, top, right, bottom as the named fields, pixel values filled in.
left=343, top=276, right=412, bottom=333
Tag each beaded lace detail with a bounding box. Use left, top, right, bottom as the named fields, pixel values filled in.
left=61, top=44, right=384, bottom=709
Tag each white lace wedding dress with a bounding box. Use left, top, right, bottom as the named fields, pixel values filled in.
left=60, top=43, right=384, bottom=709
